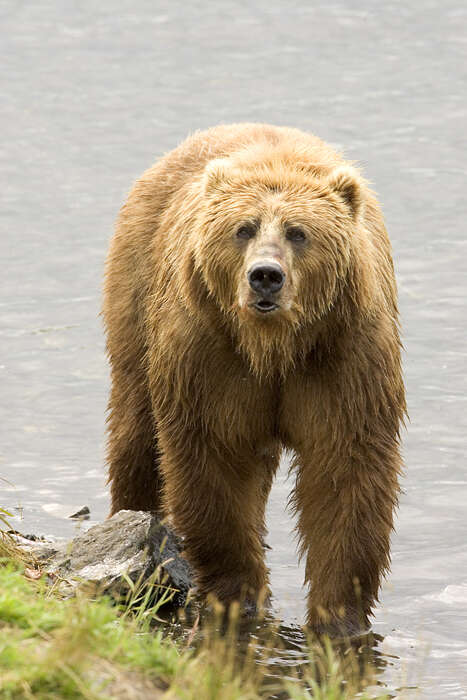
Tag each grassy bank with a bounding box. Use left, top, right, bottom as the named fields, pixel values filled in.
left=0, top=529, right=388, bottom=699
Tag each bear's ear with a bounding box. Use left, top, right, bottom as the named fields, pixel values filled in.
left=327, top=166, right=363, bottom=218
left=203, top=158, right=233, bottom=194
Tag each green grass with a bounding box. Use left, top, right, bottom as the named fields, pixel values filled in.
left=0, top=530, right=390, bottom=700
left=0, top=561, right=178, bottom=698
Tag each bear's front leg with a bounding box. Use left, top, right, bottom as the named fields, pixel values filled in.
left=293, top=435, right=401, bottom=635
left=282, top=329, right=405, bottom=635
left=157, top=424, right=273, bottom=610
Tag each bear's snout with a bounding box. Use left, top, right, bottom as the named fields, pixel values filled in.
left=247, top=262, right=285, bottom=296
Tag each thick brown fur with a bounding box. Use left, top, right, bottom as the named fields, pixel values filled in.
left=103, top=123, right=406, bottom=633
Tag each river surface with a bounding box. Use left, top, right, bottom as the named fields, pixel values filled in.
left=1, top=1, right=466, bottom=697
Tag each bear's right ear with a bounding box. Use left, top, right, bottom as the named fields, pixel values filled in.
left=203, top=158, right=232, bottom=195
left=327, top=166, right=363, bottom=219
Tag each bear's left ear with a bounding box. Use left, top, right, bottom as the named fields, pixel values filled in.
left=327, top=166, right=363, bottom=219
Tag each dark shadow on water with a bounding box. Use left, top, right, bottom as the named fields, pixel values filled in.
left=158, top=602, right=403, bottom=699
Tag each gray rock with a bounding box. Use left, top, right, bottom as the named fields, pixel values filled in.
left=18, top=511, right=193, bottom=607
left=8, top=530, right=65, bottom=561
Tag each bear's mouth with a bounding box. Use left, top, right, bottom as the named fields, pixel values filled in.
left=253, top=299, right=279, bottom=313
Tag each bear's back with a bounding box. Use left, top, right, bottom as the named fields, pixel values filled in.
left=154, top=123, right=343, bottom=192
left=134, top=124, right=344, bottom=214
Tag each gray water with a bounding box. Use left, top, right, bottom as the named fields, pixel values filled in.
left=1, top=1, right=466, bottom=697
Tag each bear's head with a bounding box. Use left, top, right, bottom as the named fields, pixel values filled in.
left=191, top=145, right=378, bottom=377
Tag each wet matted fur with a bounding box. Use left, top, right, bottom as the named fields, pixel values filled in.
left=103, top=123, right=406, bottom=634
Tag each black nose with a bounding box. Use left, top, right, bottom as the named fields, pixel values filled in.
left=247, top=263, right=285, bottom=294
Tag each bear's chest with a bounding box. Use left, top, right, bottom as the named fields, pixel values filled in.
left=200, top=365, right=279, bottom=447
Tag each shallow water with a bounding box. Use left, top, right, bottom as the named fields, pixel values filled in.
left=1, top=1, right=467, bottom=697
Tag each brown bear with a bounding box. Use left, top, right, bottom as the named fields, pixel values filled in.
left=103, top=123, right=405, bottom=635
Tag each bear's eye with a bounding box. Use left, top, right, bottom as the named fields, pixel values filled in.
left=285, top=226, right=307, bottom=243
left=236, top=223, right=257, bottom=240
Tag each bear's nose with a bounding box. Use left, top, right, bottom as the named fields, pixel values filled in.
left=247, top=263, right=285, bottom=295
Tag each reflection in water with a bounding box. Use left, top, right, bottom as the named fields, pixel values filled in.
left=160, top=601, right=403, bottom=698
